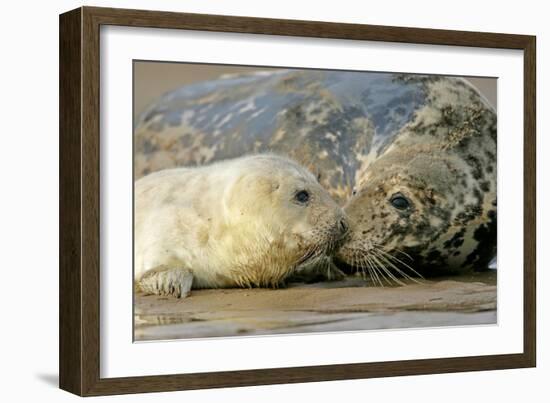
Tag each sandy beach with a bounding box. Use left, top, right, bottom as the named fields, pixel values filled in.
left=134, top=271, right=496, bottom=341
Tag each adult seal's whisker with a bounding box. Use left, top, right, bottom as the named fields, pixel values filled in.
left=373, top=251, right=417, bottom=285
left=375, top=248, right=424, bottom=281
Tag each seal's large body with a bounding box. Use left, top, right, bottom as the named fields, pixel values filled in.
left=135, top=70, right=496, bottom=276
left=135, top=154, right=348, bottom=298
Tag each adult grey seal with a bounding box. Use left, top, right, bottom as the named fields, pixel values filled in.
left=134, top=154, right=348, bottom=298
left=337, top=76, right=496, bottom=279
left=135, top=69, right=496, bottom=279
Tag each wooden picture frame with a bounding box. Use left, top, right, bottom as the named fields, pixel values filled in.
left=59, top=6, right=536, bottom=396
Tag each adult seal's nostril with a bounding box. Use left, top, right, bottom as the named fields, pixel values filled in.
left=338, top=218, right=349, bottom=237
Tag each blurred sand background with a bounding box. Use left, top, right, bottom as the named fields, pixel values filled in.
left=132, top=61, right=497, bottom=340
left=134, top=61, right=496, bottom=119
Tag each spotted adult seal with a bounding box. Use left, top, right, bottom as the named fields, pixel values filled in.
left=134, top=154, right=348, bottom=298
left=336, top=76, right=496, bottom=278
left=135, top=70, right=496, bottom=278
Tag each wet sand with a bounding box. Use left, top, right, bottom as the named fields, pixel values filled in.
left=134, top=271, right=496, bottom=341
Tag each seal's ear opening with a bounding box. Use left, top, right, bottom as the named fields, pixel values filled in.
left=224, top=173, right=280, bottom=218
left=253, top=176, right=280, bottom=196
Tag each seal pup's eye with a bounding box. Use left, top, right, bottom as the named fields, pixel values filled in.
left=390, top=194, right=410, bottom=210
left=294, top=190, right=310, bottom=204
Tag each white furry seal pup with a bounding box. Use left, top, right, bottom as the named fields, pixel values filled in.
left=134, top=154, right=348, bottom=298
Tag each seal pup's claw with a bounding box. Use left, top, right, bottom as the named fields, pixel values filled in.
left=137, top=266, right=194, bottom=298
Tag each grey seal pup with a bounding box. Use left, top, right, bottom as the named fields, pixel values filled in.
left=134, top=154, right=348, bottom=297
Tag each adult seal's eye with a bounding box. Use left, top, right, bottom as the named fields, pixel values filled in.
left=390, top=194, right=410, bottom=210
left=294, top=190, right=310, bottom=204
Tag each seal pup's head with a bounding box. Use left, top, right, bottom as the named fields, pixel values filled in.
left=221, top=154, right=348, bottom=287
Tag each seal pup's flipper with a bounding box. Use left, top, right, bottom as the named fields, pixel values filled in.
left=137, top=266, right=194, bottom=298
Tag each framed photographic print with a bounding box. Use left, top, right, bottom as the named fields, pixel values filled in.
left=59, top=6, right=536, bottom=396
